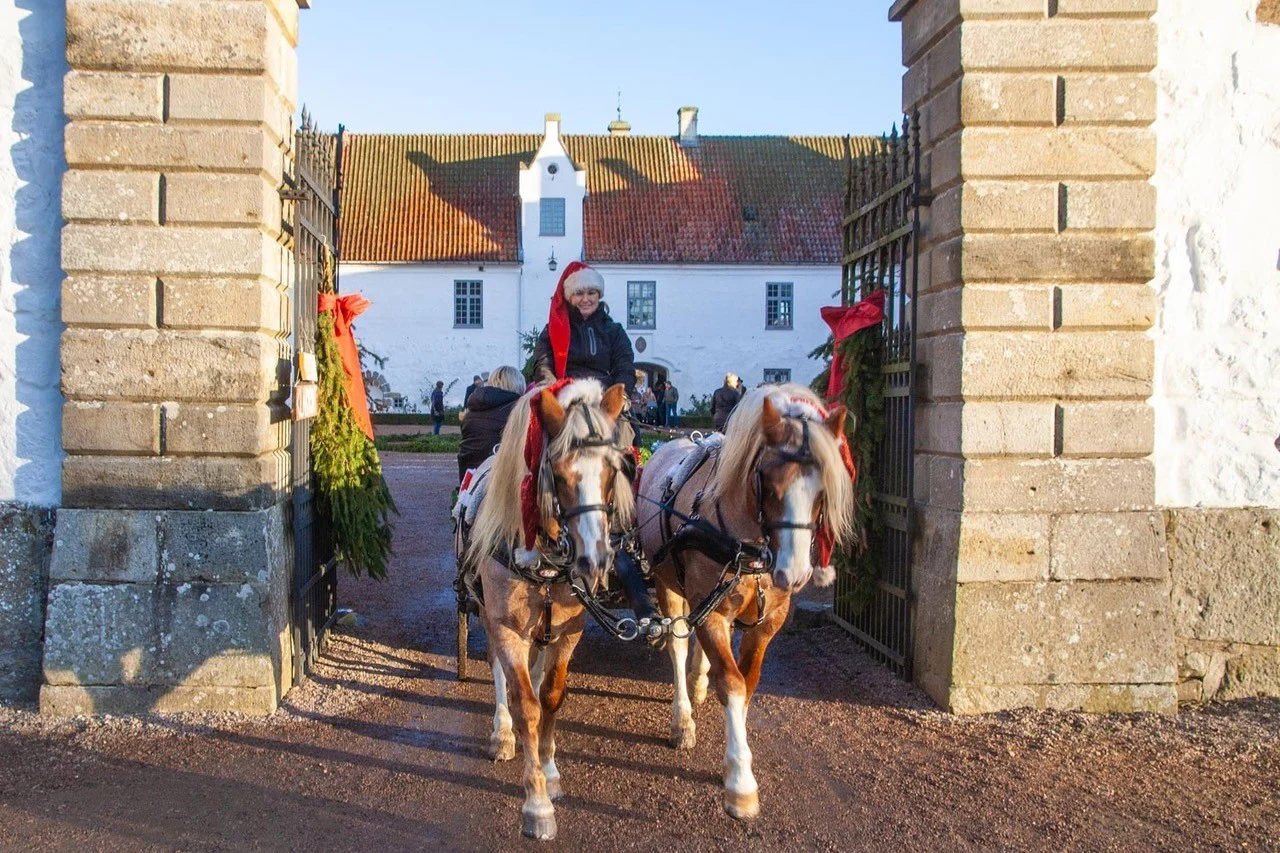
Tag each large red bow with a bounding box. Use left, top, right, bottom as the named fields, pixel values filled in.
left=820, top=291, right=886, bottom=402
left=318, top=292, right=374, bottom=441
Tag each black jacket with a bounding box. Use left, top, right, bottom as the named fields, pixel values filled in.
left=457, top=386, right=521, bottom=481
left=711, top=384, right=742, bottom=431
left=533, top=306, right=635, bottom=393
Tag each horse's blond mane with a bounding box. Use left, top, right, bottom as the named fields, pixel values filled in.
left=467, top=380, right=634, bottom=568
left=708, top=383, right=856, bottom=547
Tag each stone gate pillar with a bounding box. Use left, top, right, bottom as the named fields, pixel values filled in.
left=42, top=0, right=303, bottom=714
left=892, top=0, right=1175, bottom=712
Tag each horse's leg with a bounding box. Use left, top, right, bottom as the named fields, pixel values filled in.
left=492, top=626, right=555, bottom=840
left=697, top=612, right=759, bottom=820
left=690, top=635, right=711, bottom=706
left=737, top=593, right=788, bottom=706
left=657, top=581, right=696, bottom=749
left=536, top=626, right=581, bottom=802
left=488, top=643, right=516, bottom=761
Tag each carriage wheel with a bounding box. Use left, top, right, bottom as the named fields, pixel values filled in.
left=456, top=608, right=469, bottom=681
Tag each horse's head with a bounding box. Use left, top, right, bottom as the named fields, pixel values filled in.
left=749, top=394, right=853, bottom=594
left=538, top=382, right=631, bottom=595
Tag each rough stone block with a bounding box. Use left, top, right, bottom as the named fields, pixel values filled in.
left=916, top=332, right=963, bottom=401
left=63, top=170, right=160, bottom=223
left=963, top=285, right=1054, bottom=330
left=63, top=401, right=160, bottom=455
left=900, top=0, right=961, bottom=65
left=962, top=401, right=1056, bottom=456
left=953, top=579, right=1175, bottom=685
left=910, top=507, right=961, bottom=707
left=915, top=287, right=962, bottom=338
left=1057, top=401, right=1154, bottom=456
left=0, top=505, right=55, bottom=702
left=1061, top=74, right=1156, bottom=125
left=164, top=173, right=281, bottom=227
left=62, top=275, right=156, bottom=328
left=63, top=224, right=284, bottom=280
left=1063, top=181, right=1156, bottom=231
left=962, top=234, right=1155, bottom=282
left=961, top=181, right=1059, bottom=232
left=166, top=75, right=291, bottom=144
left=961, top=330, right=1153, bottom=398
left=916, top=402, right=961, bottom=455
left=1261, top=0, right=1280, bottom=26
left=1055, top=284, right=1156, bottom=330
left=1220, top=646, right=1280, bottom=700
left=962, top=128, right=1155, bottom=178
left=960, top=75, right=1058, bottom=126
left=964, top=458, right=1155, bottom=512
left=160, top=277, right=287, bottom=333
left=64, top=71, right=163, bottom=121
left=1054, top=0, right=1157, bottom=16
left=1169, top=508, right=1280, bottom=646
left=162, top=402, right=288, bottom=457
left=1050, top=511, right=1166, bottom=581
left=948, top=682, right=1176, bottom=714
left=61, top=328, right=288, bottom=403
left=920, top=80, right=962, bottom=148
left=48, top=508, right=158, bottom=582
left=65, top=123, right=284, bottom=181
left=40, top=683, right=277, bottom=716
left=960, top=19, right=1157, bottom=71
left=157, top=503, right=286, bottom=584
left=62, top=453, right=289, bottom=512
left=956, top=512, right=1050, bottom=582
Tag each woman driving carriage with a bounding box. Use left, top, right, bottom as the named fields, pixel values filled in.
left=530, top=262, right=659, bottom=629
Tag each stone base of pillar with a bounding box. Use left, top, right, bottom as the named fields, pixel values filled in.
left=0, top=504, right=55, bottom=703
left=39, top=504, right=292, bottom=716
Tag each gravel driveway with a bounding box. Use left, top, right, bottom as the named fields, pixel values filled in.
left=1, top=452, right=1277, bottom=851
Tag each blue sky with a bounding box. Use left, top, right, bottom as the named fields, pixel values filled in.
left=297, top=1, right=904, bottom=138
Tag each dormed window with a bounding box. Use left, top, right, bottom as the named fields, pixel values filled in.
left=539, top=198, right=566, bottom=236
left=765, top=282, right=793, bottom=330
left=454, top=280, right=483, bottom=328
left=627, top=281, right=656, bottom=329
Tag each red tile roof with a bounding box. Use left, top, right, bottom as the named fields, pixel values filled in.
left=339, top=133, right=882, bottom=265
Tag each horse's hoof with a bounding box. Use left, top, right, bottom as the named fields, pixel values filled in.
left=723, top=788, right=760, bottom=820
left=545, top=774, right=563, bottom=801
left=521, top=808, right=557, bottom=841
left=488, top=732, right=516, bottom=762
left=670, top=721, right=696, bottom=751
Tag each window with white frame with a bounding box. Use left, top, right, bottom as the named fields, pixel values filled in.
left=763, top=368, right=791, bottom=384
left=627, top=281, right=656, bottom=329
left=765, top=282, right=793, bottom=329
left=539, top=198, right=566, bottom=236
left=454, top=280, right=483, bottom=328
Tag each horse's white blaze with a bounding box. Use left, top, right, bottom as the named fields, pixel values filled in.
left=773, top=469, right=821, bottom=590
left=571, top=453, right=609, bottom=563
left=723, top=694, right=757, bottom=796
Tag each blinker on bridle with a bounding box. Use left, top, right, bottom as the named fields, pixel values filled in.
left=755, top=417, right=823, bottom=535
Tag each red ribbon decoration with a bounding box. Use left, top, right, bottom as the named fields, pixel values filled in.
left=520, top=378, right=573, bottom=549
left=820, top=290, right=886, bottom=402
left=318, top=292, right=375, bottom=441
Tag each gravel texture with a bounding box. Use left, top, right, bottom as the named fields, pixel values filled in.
left=1, top=452, right=1277, bottom=850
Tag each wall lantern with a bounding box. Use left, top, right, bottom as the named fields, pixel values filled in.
left=548, top=249, right=558, bottom=272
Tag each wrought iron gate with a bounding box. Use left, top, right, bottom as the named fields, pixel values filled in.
left=284, top=112, right=344, bottom=684
left=831, top=117, right=921, bottom=678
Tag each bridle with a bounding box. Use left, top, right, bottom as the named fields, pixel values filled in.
left=753, top=416, right=826, bottom=543
left=544, top=399, right=627, bottom=527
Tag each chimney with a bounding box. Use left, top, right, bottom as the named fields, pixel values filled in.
left=608, top=119, right=631, bottom=136
left=543, top=112, right=561, bottom=141
left=678, top=106, right=698, bottom=146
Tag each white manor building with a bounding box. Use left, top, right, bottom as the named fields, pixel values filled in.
left=339, top=110, right=877, bottom=408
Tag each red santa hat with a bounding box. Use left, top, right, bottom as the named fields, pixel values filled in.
left=546, top=261, right=604, bottom=378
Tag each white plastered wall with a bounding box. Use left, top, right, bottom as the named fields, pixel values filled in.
left=1152, top=0, right=1280, bottom=507
left=0, top=1, right=64, bottom=507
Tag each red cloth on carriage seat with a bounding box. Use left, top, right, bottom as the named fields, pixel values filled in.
left=318, top=292, right=374, bottom=441
left=520, top=377, right=574, bottom=549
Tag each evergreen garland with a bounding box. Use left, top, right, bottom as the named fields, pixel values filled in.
left=312, top=252, right=397, bottom=580
left=810, top=316, right=887, bottom=612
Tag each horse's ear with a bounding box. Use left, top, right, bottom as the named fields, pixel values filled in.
left=761, top=397, right=787, bottom=445
left=824, top=403, right=848, bottom=439
left=540, top=389, right=567, bottom=437
left=601, top=383, right=627, bottom=421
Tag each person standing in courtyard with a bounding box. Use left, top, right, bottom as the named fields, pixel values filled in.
left=664, top=379, right=680, bottom=427
left=430, top=381, right=445, bottom=435
left=653, top=380, right=667, bottom=427
left=711, top=372, right=742, bottom=432
left=462, top=374, right=482, bottom=408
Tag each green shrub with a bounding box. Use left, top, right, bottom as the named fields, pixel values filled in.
left=374, top=433, right=462, bottom=453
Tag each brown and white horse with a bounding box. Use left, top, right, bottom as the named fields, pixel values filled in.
left=636, top=383, right=855, bottom=819
left=464, top=379, right=632, bottom=841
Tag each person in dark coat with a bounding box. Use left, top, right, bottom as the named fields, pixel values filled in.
left=457, top=365, right=525, bottom=482
left=711, top=372, right=743, bottom=432
left=530, top=262, right=659, bottom=636
left=462, top=374, right=483, bottom=407
left=429, top=381, right=445, bottom=435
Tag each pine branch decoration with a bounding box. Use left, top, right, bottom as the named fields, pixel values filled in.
left=312, top=251, right=397, bottom=580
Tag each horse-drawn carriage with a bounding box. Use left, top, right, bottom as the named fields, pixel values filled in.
left=448, top=378, right=854, bottom=841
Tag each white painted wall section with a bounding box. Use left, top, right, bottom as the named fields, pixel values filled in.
left=1152, top=0, right=1280, bottom=507
left=0, top=1, right=64, bottom=506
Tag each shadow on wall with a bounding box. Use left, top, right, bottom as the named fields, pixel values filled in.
left=9, top=0, right=67, bottom=506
